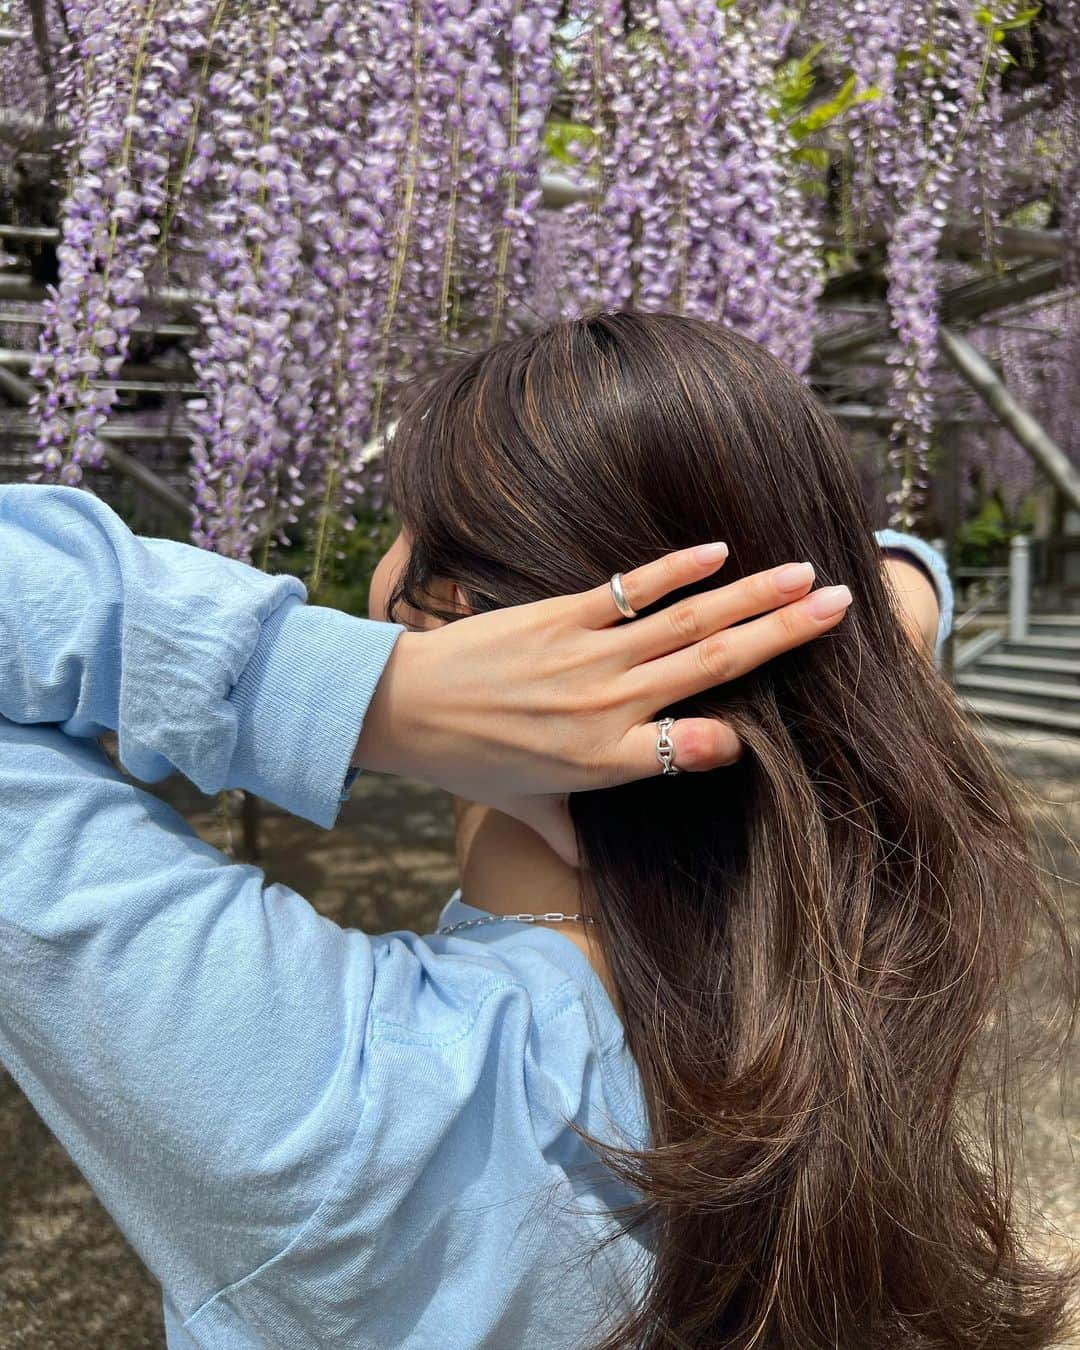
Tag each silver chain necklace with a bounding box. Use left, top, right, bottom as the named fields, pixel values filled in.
left=436, top=911, right=596, bottom=936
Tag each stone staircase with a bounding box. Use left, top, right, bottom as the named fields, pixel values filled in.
left=955, top=615, right=1080, bottom=737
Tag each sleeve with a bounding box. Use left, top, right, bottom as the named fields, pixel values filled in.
left=0, top=482, right=404, bottom=828
left=873, top=528, right=954, bottom=659
left=0, top=483, right=408, bottom=1318
left=0, top=719, right=381, bottom=1321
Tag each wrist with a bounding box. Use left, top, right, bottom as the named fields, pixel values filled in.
left=351, top=629, right=430, bottom=780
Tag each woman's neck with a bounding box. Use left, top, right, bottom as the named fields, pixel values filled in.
left=452, top=799, right=620, bottom=1012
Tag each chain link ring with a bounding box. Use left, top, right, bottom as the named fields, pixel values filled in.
left=656, top=716, right=680, bottom=775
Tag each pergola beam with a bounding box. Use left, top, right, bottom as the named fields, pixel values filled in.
left=0, top=365, right=33, bottom=405
left=0, top=310, right=199, bottom=339
left=938, top=326, right=1080, bottom=513
left=94, top=440, right=193, bottom=518
left=943, top=259, right=1066, bottom=321
left=2, top=420, right=193, bottom=443
left=943, top=224, right=1063, bottom=260
left=814, top=259, right=1065, bottom=365
left=0, top=364, right=193, bottom=521
left=0, top=276, right=204, bottom=308
left=0, top=223, right=59, bottom=243
left=0, top=182, right=1064, bottom=265
left=0, top=110, right=66, bottom=147
left=12, top=178, right=1058, bottom=270
left=0, top=347, right=195, bottom=381
left=823, top=223, right=1063, bottom=261
left=824, top=403, right=993, bottom=427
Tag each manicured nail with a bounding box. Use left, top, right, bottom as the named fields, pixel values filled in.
left=774, top=561, right=815, bottom=592
left=806, top=584, right=853, bottom=618
left=693, top=541, right=729, bottom=564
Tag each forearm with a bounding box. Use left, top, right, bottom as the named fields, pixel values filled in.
left=0, top=484, right=403, bottom=828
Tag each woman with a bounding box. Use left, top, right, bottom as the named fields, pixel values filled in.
left=0, top=310, right=1073, bottom=1349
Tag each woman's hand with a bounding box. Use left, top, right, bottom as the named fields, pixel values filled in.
left=353, top=543, right=852, bottom=813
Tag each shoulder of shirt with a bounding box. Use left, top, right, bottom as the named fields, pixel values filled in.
left=363, top=929, right=598, bottom=1042
left=357, top=928, right=646, bottom=1150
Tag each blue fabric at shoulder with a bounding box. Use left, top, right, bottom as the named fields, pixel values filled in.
left=873, top=528, right=954, bottom=658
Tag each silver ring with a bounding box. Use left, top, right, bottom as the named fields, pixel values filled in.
left=609, top=572, right=637, bottom=620
left=656, top=717, right=679, bottom=775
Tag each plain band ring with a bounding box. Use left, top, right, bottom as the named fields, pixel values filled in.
left=656, top=717, right=680, bottom=775
left=609, top=572, right=637, bottom=620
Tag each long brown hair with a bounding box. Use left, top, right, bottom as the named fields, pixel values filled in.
left=384, top=311, right=1079, bottom=1349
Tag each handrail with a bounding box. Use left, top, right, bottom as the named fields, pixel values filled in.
left=953, top=627, right=1003, bottom=672
left=954, top=575, right=1009, bottom=634
left=943, top=573, right=1007, bottom=684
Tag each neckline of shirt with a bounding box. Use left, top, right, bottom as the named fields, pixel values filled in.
left=433, top=888, right=648, bottom=1148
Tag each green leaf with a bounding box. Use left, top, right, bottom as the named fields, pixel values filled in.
left=976, top=3, right=1039, bottom=28
left=543, top=118, right=595, bottom=167
left=792, top=145, right=830, bottom=169
left=998, top=5, right=1040, bottom=27
left=824, top=247, right=859, bottom=277
left=789, top=74, right=880, bottom=139
left=774, top=40, right=823, bottom=116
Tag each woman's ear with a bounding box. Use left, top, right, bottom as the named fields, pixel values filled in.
left=453, top=583, right=474, bottom=617
left=412, top=575, right=473, bottom=625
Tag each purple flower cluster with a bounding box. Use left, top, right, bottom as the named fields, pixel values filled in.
left=185, top=3, right=316, bottom=559
left=812, top=0, right=1029, bottom=526
left=553, top=1, right=821, bottom=373
left=185, top=0, right=565, bottom=573
left=29, top=0, right=214, bottom=484
left=0, top=7, right=68, bottom=182
left=11, top=0, right=1068, bottom=560
left=883, top=9, right=990, bottom=528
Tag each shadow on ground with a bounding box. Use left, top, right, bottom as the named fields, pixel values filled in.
left=1, top=743, right=1077, bottom=1348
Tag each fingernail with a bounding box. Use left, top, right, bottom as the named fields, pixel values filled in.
left=774, top=561, right=815, bottom=592
left=693, top=541, right=729, bottom=564
left=806, top=584, right=853, bottom=618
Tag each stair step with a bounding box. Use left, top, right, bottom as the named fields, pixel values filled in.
left=1007, top=635, right=1080, bottom=654
left=1028, top=614, right=1080, bottom=627
left=978, top=654, right=1080, bottom=678
left=973, top=722, right=1080, bottom=767
left=960, top=696, right=1080, bottom=736
left=957, top=674, right=1080, bottom=702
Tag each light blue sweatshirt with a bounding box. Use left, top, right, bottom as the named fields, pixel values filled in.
left=0, top=484, right=953, bottom=1349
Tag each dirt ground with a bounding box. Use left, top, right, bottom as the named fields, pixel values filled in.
left=1, top=734, right=1078, bottom=1349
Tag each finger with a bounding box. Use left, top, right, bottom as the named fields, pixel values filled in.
left=632, top=584, right=853, bottom=707
left=623, top=560, right=817, bottom=662
left=602, top=717, right=744, bottom=786
left=577, top=541, right=730, bottom=628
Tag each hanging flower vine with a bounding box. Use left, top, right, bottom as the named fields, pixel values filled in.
left=1, top=0, right=1070, bottom=556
